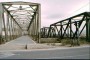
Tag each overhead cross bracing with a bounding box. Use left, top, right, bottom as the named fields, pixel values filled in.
left=0, top=1, right=41, bottom=44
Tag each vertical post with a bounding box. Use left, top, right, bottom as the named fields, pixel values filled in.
left=60, top=23, right=63, bottom=39
left=11, top=18, right=13, bottom=39
left=14, top=23, right=16, bottom=38
left=77, top=22, right=80, bottom=45
left=16, top=24, right=18, bottom=38
left=70, top=19, right=72, bottom=39
left=0, top=3, right=3, bottom=44
left=4, top=11, right=8, bottom=42
left=86, top=16, right=90, bottom=42
left=32, top=22, right=34, bottom=38
left=54, top=26, right=56, bottom=38
left=13, top=21, right=15, bottom=39
left=69, top=19, right=73, bottom=46
left=89, top=0, right=90, bottom=42
left=75, top=22, right=80, bottom=45
left=35, top=13, right=37, bottom=40
left=50, top=26, right=52, bottom=38
left=35, top=13, right=37, bottom=39
left=9, top=18, right=12, bottom=40
left=75, top=22, right=78, bottom=39
left=89, top=18, right=90, bottom=42
left=33, top=15, right=35, bottom=39
left=12, top=20, right=14, bottom=39
left=33, top=17, right=35, bottom=39
left=6, top=11, right=9, bottom=41
left=86, top=16, right=88, bottom=41
left=2, top=11, right=7, bottom=42
left=44, top=28, right=45, bottom=37
left=59, top=25, right=61, bottom=38
left=67, top=25, right=69, bottom=38
left=37, top=4, right=41, bottom=43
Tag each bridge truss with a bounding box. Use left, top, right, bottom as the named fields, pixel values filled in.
left=41, top=12, right=90, bottom=45
left=0, top=1, right=41, bottom=44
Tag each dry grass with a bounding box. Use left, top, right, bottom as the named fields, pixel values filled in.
left=61, top=38, right=90, bottom=46
left=40, top=37, right=90, bottom=46
left=61, top=39, right=71, bottom=46
left=40, top=38, right=59, bottom=43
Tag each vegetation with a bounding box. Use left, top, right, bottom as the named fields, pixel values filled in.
left=40, top=37, right=90, bottom=46
left=61, top=39, right=71, bottom=46
left=40, top=38, right=59, bottom=43
left=0, top=35, right=5, bottom=44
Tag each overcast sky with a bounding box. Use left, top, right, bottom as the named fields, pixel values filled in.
left=0, top=0, right=89, bottom=28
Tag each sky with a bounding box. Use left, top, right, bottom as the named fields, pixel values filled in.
left=0, top=0, right=90, bottom=28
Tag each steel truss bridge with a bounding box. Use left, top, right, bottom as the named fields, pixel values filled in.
left=0, top=1, right=90, bottom=46
left=0, top=1, right=41, bottom=44
left=41, top=12, right=90, bottom=45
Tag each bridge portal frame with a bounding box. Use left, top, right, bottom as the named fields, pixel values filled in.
left=0, top=1, right=41, bottom=44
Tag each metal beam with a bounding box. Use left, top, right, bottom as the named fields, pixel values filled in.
left=2, top=1, right=40, bottom=5
left=51, top=12, right=87, bottom=25
left=27, top=12, right=36, bottom=31
left=0, top=3, right=3, bottom=35
left=3, top=6, right=22, bottom=30
left=0, top=3, right=4, bottom=44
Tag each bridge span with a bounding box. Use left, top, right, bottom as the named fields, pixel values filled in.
left=0, top=1, right=41, bottom=44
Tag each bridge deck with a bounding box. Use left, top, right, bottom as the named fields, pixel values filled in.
left=0, top=36, right=53, bottom=50
left=5, top=36, right=36, bottom=45
left=0, top=36, right=36, bottom=50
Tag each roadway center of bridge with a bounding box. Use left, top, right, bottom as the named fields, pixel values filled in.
left=0, top=36, right=54, bottom=50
